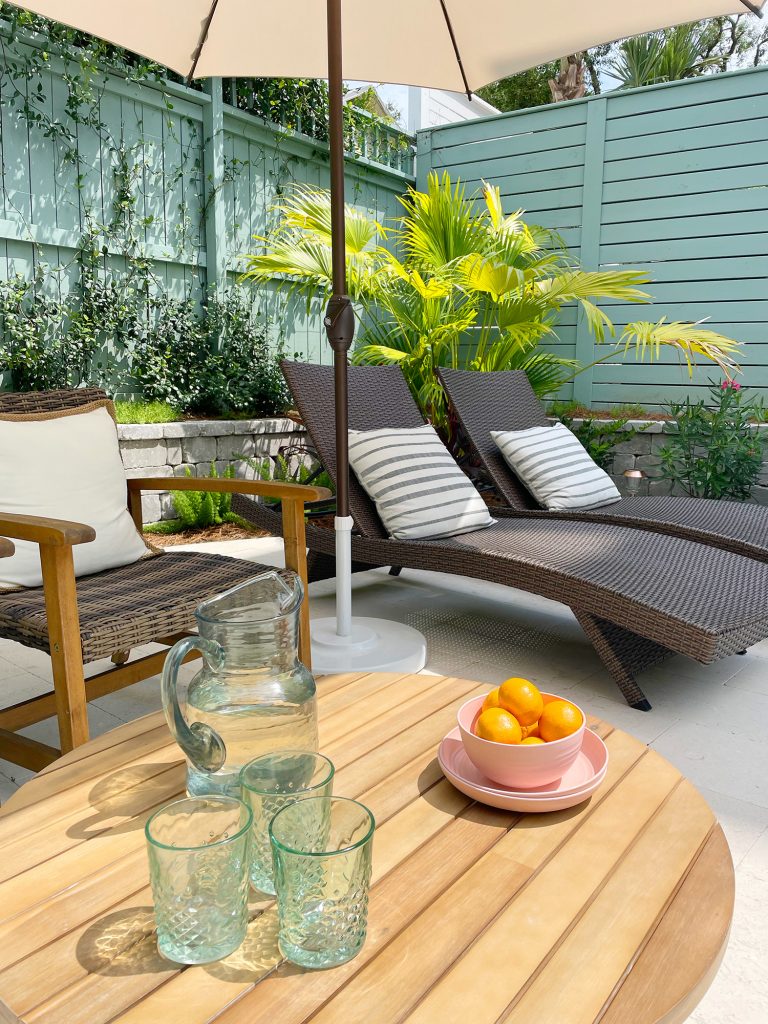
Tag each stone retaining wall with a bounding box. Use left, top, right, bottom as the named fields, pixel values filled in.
left=568, top=419, right=768, bottom=505
left=118, top=418, right=306, bottom=524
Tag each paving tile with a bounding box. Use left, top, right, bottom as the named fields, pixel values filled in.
left=651, top=721, right=768, bottom=808
left=723, top=659, right=768, bottom=697
left=696, top=789, right=768, bottom=868
left=689, top=864, right=768, bottom=1024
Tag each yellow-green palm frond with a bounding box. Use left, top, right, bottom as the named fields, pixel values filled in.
left=536, top=269, right=651, bottom=305
left=274, top=183, right=381, bottom=254
left=618, top=319, right=742, bottom=378
left=397, top=171, right=488, bottom=269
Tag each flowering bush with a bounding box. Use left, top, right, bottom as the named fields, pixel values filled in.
left=659, top=380, right=765, bottom=500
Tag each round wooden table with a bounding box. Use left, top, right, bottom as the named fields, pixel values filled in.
left=0, top=673, right=733, bottom=1024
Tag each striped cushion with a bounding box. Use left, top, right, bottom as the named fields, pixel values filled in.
left=348, top=425, right=495, bottom=540
left=492, top=423, right=621, bottom=511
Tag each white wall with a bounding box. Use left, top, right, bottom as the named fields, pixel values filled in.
left=348, top=82, right=498, bottom=132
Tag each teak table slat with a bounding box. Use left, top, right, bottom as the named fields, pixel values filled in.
left=0, top=673, right=733, bottom=1024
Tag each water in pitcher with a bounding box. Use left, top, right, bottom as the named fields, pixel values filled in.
left=162, top=571, right=318, bottom=797
left=185, top=671, right=318, bottom=797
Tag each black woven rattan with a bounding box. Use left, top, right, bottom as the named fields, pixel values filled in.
left=234, top=362, right=768, bottom=710
left=0, top=387, right=108, bottom=414
left=439, top=367, right=768, bottom=562
left=0, top=552, right=269, bottom=662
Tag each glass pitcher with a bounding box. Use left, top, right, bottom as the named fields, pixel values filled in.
left=162, top=570, right=318, bottom=797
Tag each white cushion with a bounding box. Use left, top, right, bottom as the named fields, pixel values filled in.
left=492, top=422, right=621, bottom=512
left=0, top=402, right=153, bottom=589
left=348, top=424, right=495, bottom=540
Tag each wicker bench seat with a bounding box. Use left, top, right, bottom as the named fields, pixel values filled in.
left=0, top=551, right=267, bottom=662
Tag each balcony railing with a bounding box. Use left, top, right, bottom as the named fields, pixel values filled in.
left=222, top=79, right=415, bottom=176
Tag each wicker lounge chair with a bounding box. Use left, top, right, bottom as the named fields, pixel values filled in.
left=234, top=362, right=768, bottom=712
left=0, top=387, right=323, bottom=771
left=439, top=368, right=768, bottom=562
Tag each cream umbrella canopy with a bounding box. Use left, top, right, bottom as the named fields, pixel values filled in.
left=7, top=0, right=764, bottom=672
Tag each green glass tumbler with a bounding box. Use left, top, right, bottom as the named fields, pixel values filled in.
left=240, top=750, right=334, bottom=895
left=270, top=796, right=375, bottom=969
left=145, top=795, right=252, bottom=964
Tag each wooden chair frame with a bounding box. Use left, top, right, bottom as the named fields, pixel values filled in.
left=0, top=476, right=324, bottom=772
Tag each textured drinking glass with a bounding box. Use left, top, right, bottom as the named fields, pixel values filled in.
left=270, top=796, right=375, bottom=969
left=145, top=795, right=252, bottom=964
left=241, top=751, right=334, bottom=895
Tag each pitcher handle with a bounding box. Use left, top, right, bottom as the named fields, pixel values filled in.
left=161, top=636, right=227, bottom=774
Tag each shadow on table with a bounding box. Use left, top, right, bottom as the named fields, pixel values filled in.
left=203, top=905, right=302, bottom=983
left=66, top=763, right=185, bottom=840
left=76, top=907, right=172, bottom=977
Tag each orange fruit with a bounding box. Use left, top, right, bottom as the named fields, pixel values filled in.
left=538, top=700, right=582, bottom=742
left=521, top=721, right=540, bottom=739
left=481, top=687, right=501, bottom=713
left=498, top=677, right=544, bottom=727
left=474, top=707, right=522, bottom=745
left=520, top=736, right=545, bottom=745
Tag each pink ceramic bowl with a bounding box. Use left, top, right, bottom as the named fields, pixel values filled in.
left=457, top=692, right=586, bottom=789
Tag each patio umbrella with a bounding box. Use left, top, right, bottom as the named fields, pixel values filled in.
left=8, top=0, right=764, bottom=672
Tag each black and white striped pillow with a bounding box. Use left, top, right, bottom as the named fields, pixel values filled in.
left=492, top=423, right=621, bottom=511
left=348, top=425, right=495, bottom=540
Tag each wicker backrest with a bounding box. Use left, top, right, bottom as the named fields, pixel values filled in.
left=439, top=368, right=546, bottom=511
left=0, top=387, right=108, bottom=415
left=281, top=361, right=425, bottom=539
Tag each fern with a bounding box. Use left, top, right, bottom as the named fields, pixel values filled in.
left=171, top=463, right=236, bottom=527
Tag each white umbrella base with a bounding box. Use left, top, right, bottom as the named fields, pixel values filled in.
left=310, top=616, right=427, bottom=673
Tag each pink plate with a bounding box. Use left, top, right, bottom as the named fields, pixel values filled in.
left=438, top=726, right=609, bottom=813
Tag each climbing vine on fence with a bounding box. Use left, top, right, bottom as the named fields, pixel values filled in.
left=0, top=6, right=412, bottom=403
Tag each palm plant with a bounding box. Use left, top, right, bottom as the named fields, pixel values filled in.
left=243, top=173, right=740, bottom=438
left=608, top=24, right=721, bottom=88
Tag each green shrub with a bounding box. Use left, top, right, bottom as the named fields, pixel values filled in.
left=171, top=464, right=235, bottom=527
left=129, top=288, right=289, bottom=417
left=0, top=275, right=288, bottom=420
left=659, top=381, right=765, bottom=500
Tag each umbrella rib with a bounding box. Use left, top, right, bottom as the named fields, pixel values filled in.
left=187, top=0, right=221, bottom=81
left=740, top=0, right=764, bottom=15
left=438, top=0, right=472, bottom=98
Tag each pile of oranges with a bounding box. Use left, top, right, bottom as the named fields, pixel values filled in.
left=475, top=677, right=582, bottom=745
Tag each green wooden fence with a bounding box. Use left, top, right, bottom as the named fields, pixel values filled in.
left=0, top=37, right=414, bottom=368
left=417, top=66, right=768, bottom=410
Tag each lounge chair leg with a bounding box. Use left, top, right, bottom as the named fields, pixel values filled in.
left=572, top=610, right=674, bottom=712
left=389, top=566, right=402, bottom=577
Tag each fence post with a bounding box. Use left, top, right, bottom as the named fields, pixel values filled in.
left=415, top=129, right=433, bottom=191
left=203, top=78, right=227, bottom=298
left=572, top=97, right=607, bottom=408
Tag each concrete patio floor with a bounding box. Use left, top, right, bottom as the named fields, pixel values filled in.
left=0, top=535, right=766, bottom=1024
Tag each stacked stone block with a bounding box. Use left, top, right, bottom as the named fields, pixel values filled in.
left=118, top=418, right=305, bottom=524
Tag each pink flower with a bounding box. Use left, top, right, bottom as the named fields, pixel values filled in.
left=721, top=379, right=741, bottom=391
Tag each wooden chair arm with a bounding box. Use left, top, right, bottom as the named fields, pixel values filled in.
left=125, top=475, right=321, bottom=668
left=0, top=537, right=14, bottom=557
left=126, top=477, right=330, bottom=502
left=0, top=512, right=96, bottom=548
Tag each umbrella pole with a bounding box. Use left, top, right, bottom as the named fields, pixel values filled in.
left=310, top=0, right=426, bottom=672
left=324, top=0, right=355, bottom=638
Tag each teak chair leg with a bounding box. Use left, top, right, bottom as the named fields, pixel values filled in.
left=39, top=544, right=90, bottom=752
left=281, top=497, right=311, bottom=669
